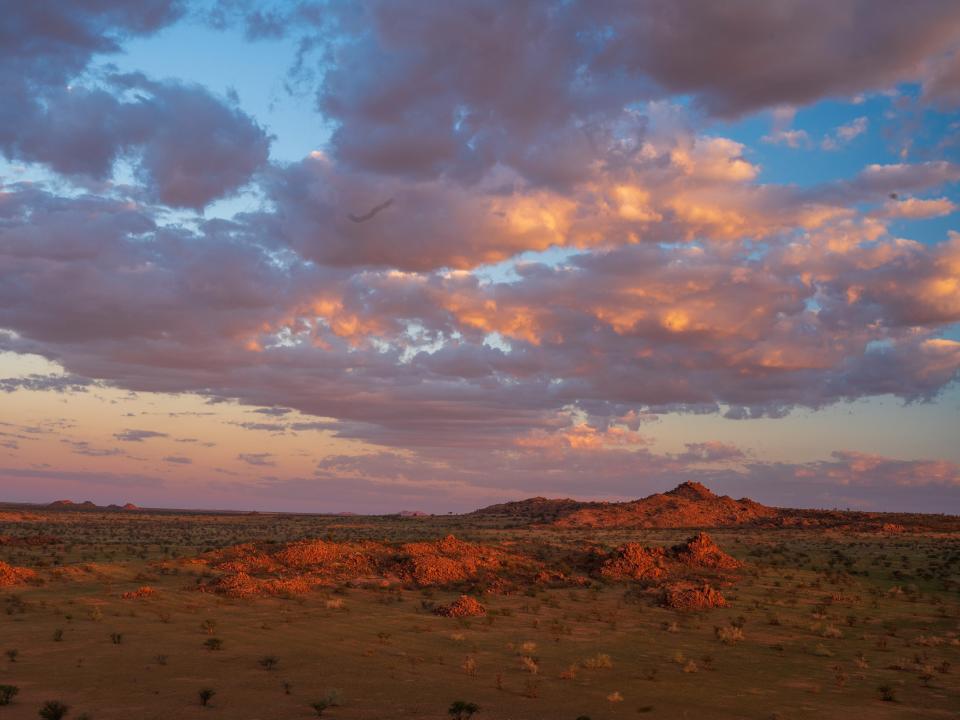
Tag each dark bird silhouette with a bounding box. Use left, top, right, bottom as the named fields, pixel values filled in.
left=348, top=198, right=394, bottom=223
left=889, top=192, right=899, bottom=200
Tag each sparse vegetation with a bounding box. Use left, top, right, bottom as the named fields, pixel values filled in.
left=0, top=497, right=958, bottom=718
left=310, top=690, right=342, bottom=717
left=38, top=700, right=70, bottom=720
left=0, top=685, right=19, bottom=705
left=448, top=700, right=479, bottom=719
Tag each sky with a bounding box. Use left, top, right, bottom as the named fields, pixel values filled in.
left=0, top=1, right=959, bottom=514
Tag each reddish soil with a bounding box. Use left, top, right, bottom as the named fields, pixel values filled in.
left=0, top=534, right=62, bottom=546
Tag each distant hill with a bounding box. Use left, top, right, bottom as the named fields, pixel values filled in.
left=470, top=496, right=605, bottom=522
left=46, top=500, right=140, bottom=511
left=553, top=482, right=777, bottom=529
left=471, top=482, right=960, bottom=531
left=471, top=482, right=775, bottom=528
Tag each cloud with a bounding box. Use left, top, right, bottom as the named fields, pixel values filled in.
left=0, top=4, right=268, bottom=209
left=879, top=196, right=957, bottom=219
left=240, top=0, right=960, bottom=191
left=114, top=429, right=169, bottom=442
left=2, top=76, right=270, bottom=209
left=237, top=452, right=276, bottom=466
left=61, top=439, right=125, bottom=457
left=252, top=407, right=291, bottom=416
left=0, top=374, right=95, bottom=393
left=821, top=116, right=868, bottom=150
left=0, top=1, right=958, bottom=513
left=162, top=455, right=193, bottom=464
left=304, top=438, right=960, bottom=513
left=763, top=128, right=811, bottom=149
left=2, top=170, right=959, bottom=451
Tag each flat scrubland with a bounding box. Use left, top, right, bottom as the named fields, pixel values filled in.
left=1, top=503, right=959, bottom=720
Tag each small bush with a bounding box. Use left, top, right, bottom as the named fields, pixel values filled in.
left=0, top=685, right=19, bottom=705
left=812, top=643, right=834, bottom=657
left=310, top=690, right=342, bottom=717
left=448, top=700, right=479, bottom=719
left=38, top=700, right=70, bottom=720
left=581, top=653, right=613, bottom=669
left=715, top=626, right=744, bottom=645
left=259, top=655, right=279, bottom=671
left=198, top=688, right=216, bottom=707
left=821, top=625, right=843, bottom=639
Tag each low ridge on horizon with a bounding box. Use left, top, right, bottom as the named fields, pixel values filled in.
left=21, top=481, right=960, bottom=525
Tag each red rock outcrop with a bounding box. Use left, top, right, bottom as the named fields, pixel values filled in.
left=599, top=544, right=671, bottom=581
left=121, top=585, right=158, bottom=600
left=195, top=534, right=531, bottom=598
left=0, top=561, right=38, bottom=587
left=672, top=531, right=742, bottom=570
left=434, top=594, right=486, bottom=617
left=597, top=532, right=740, bottom=582
left=661, top=582, right=728, bottom=610
left=394, top=535, right=508, bottom=586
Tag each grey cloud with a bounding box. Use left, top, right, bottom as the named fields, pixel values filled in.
left=238, top=452, right=276, bottom=466
left=114, top=429, right=169, bottom=442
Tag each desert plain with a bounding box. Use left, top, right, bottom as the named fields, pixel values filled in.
left=1, top=482, right=959, bottom=720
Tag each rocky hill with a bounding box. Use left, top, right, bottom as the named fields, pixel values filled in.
left=554, top=482, right=778, bottom=529
left=472, top=482, right=960, bottom=531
